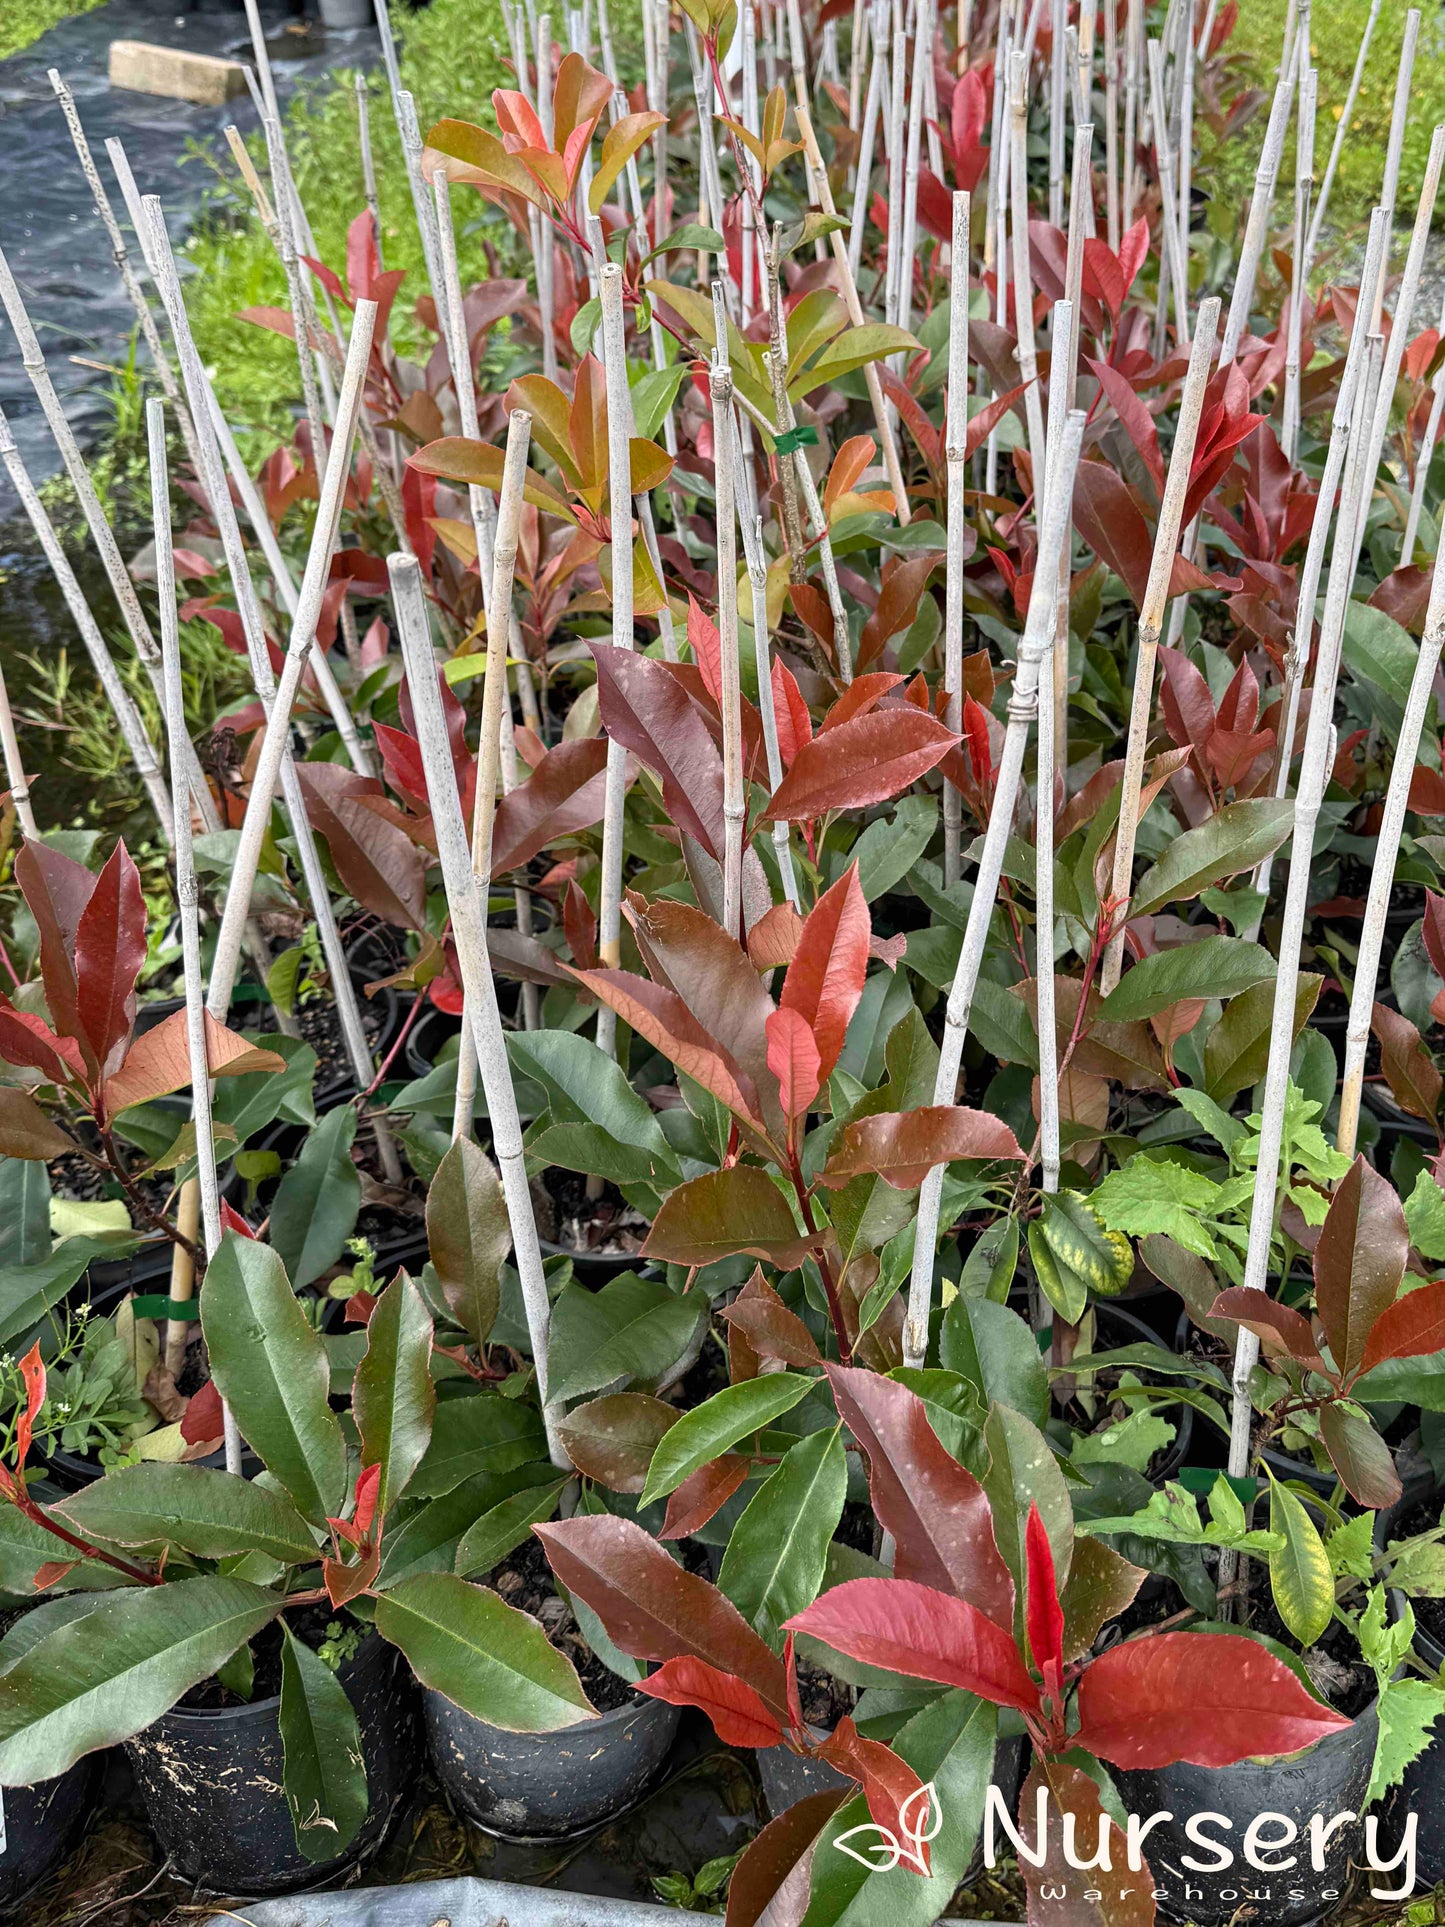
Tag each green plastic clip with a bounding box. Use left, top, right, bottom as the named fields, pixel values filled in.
left=774, top=424, right=820, bottom=456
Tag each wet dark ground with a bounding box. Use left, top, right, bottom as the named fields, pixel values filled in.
left=0, top=0, right=376, bottom=480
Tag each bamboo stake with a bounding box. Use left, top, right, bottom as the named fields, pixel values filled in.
left=1009, top=50, right=1046, bottom=476
left=451, top=411, right=532, bottom=1139
left=1122, top=0, right=1141, bottom=231
left=897, top=0, right=932, bottom=346
left=1339, top=550, right=1445, bottom=1157
left=795, top=106, right=911, bottom=524
left=390, top=553, right=567, bottom=1466
left=1306, top=0, right=1381, bottom=263
left=849, top=11, right=889, bottom=289
left=104, top=137, right=372, bottom=777
left=1175, top=0, right=1203, bottom=274
left=1036, top=300, right=1074, bottom=1200
left=1050, top=126, right=1094, bottom=823
left=738, top=507, right=800, bottom=906
left=1223, top=336, right=1384, bottom=1515
left=942, top=189, right=970, bottom=890
left=0, top=407, right=172, bottom=835
left=1048, top=0, right=1066, bottom=229
left=1098, top=298, right=1221, bottom=996
left=884, top=20, right=907, bottom=329
left=1370, top=8, right=1421, bottom=334
left=1146, top=40, right=1190, bottom=345
left=1281, top=65, right=1317, bottom=466
left=595, top=265, right=636, bottom=1059
left=145, top=402, right=218, bottom=1376
left=1219, top=40, right=1298, bottom=368
left=710, top=356, right=746, bottom=939
left=0, top=246, right=215, bottom=830
left=48, top=73, right=204, bottom=485
left=1103, top=0, right=1120, bottom=250
left=0, top=649, right=36, bottom=841
left=1250, top=211, right=1389, bottom=922
left=901, top=408, right=1086, bottom=1372
left=985, top=1, right=1013, bottom=496
left=202, top=285, right=379, bottom=1014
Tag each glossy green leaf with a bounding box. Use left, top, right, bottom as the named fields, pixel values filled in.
left=455, top=1478, right=569, bottom=1578
left=1268, top=1474, right=1334, bottom=1646
left=718, top=1426, right=846, bottom=1649
left=1097, top=937, right=1275, bottom=1021
left=378, top=1464, right=557, bottom=1586
left=56, top=1464, right=318, bottom=1565
left=355, top=1272, right=436, bottom=1515
left=269, top=1105, right=361, bottom=1289
left=409, top=1392, right=549, bottom=1498
left=1205, top=976, right=1321, bottom=1100
left=425, top=1137, right=509, bottom=1347
left=940, top=1297, right=1047, bottom=1427
left=980, top=1403, right=1073, bottom=1609
left=640, top=1374, right=817, bottom=1506
left=547, top=1271, right=705, bottom=1404
left=0, top=1576, right=280, bottom=1783
left=278, top=1624, right=369, bottom=1861
left=202, top=1233, right=348, bottom=1524
left=374, top=1571, right=595, bottom=1731
left=1129, top=800, right=1296, bottom=921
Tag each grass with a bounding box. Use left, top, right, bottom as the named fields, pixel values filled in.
left=1198, top=0, right=1445, bottom=253
left=0, top=0, right=101, bottom=61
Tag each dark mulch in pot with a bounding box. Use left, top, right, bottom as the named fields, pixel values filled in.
left=793, top=1653, right=853, bottom=1731
left=48, top=1147, right=176, bottom=1220
left=532, top=1167, right=649, bottom=1259
left=483, top=1536, right=638, bottom=1713
left=249, top=987, right=390, bottom=1092
left=179, top=1601, right=353, bottom=1710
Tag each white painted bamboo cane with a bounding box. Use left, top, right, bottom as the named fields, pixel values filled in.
left=1146, top=40, right=1190, bottom=345
left=49, top=72, right=204, bottom=483
left=1049, top=127, right=1094, bottom=835
left=1048, top=0, right=1066, bottom=229
left=1122, top=0, right=1141, bottom=231
left=984, top=4, right=1012, bottom=496
left=1305, top=0, right=1381, bottom=263
left=897, top=0, right=932, bottom=347
left=795, top=107, right=912, bottom=524
left=1009, top=50, right=1046, bottom=477
left=737, top=506, right=799, bottom=906
left=1339, top=554, right=1445, bottom=1157
left=595, top=266, right=637, bottom=1058
left=0, top=407, right=172, bottom=835
left=885, top=22, right=907, bottom=328
left=1219, top=40, right=1298, bottom=368
left=1281, top=65, right=1317, bottom=467
left=901, top=408, right=1086, bottom=1371
left=451, top=411, right=532, bottom=1139
left=1103, top=0, right=1120, bottom=251
left=1099, top=298, right=1222, bottom=996
left=1369, top=9, right=1421, bottom=335
left=1401, top=282, right=1445, bottom=566
left=942, top=188, right=970, bottom=891
left=849, top=14, right=889, bottom=289
left=710, top=356, right=746, bottom=940
left=390, top=552, right=567, bottom=1465
left=204, top=288, right=378, bottom=1013
left=1223, top=338, right=1384, bottom=1510
left=0, top=646, right=36, bottom=841
left=1036, top=300, right=1074, bottom=1200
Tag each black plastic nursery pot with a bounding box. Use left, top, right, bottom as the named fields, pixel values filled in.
left=757, top=1727, right=1028, bottom=1839
left=124, top=1630, right=416, bottom=1894
left=424, top=1684, right=681, bottom=1840
left=1114, top=1695, right=1380, bottom=1927
left=0, top=1757, right=96, bottom=1916
left=1376, top=1478, right=1445, bottom=1888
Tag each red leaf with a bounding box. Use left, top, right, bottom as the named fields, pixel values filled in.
left=748, top=902, right=805, bottom=970
left=352, top=1460, right=383, bottom=1541
left=962, top=694, right=993, bottom=783
left=687, top=595, right=723, bottom=704
left=1319, top=1402, right=1402, bottom=1509
left=724, top=1789, right=847, bottom=1927
left=816, top=1716, right=934, bottom=1873
left=590, top=646, right=725, bottom=860
left=375, top=722, right=430, bottom=811
left=771, top=660, right=813, bottom=766
left=569, top=968, right=765, bottom=1128
left=820, top=1106, right=1024, bottom=1189
left=296, top=765, right=428, bottom=930
left=1072, top=462, right=1154, bottom=607
left=1118, top=216, right=1151, bottom=300
left=765, top=1007, right=822, bottom=1119
left=1314, top=1155, right=1408, bottom=1381
left=0, top=998, right=84, bottom=1087
left=1207, top=1289, right=1328, bottom=1374
left=535, top=1515, right=789, bottom=1714
left=763, top=708, right=958, bottom=821
left=1373, top=1002, right=1443, bottom=1125
left=14, top=840, right=96, bottom=1076
left=660, top=1456, right=752, bottom=1537
left=1087, top=358, right=1165, bottom=492
left=491, top=739, right=610, bottom=874
left=779, top=865, right=870, bottom=1082
left=785, top=1578, right=1039, bottom=1712
left=15, top=1342, right=44, bottom=1471
left=563, top=880, right=598, bottom=970
left=1074, top=1630, right=1349, bottom=1767
left=1358, top=1279, right=1445, bottom=1378
left=962, top=382, right=1032, bottom=462
left=636, top=1655, right=785, bottom=1747
left=820, top=672, right=904, bottom=733
left=823, top=1367, right=1015, bottom=1626
left=1019, top=1757, right=1154, bottom=1927
left=1424, top=890, right=1445, bottom=981
left=180, top=1378, right=224, bottom=1446
left=1158, top=646, right=1216, bottom=751
left=1024, top=1503, right=1064, bottom=1695
left=219, top=1201, right=257, bottom=1241
left=720, top=1290, right=823, bottom=1368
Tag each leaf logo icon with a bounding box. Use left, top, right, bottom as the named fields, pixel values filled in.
left=833, top=1781, right=942, bottom=1875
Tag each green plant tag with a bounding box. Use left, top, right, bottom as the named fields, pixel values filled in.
left=774, top=424, right=819, bottom=455
left=128, top=1296, right=201, bottom=1322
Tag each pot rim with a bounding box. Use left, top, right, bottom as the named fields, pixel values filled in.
left=135, top=1626, right=387, bottom=1731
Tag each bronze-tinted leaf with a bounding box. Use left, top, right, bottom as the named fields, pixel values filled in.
left=558, top=1393, right=679, bottom=1492
left=820, top=1106, right=1024, bottom=1190
left=1313, top=1156, right=1408, bottom=1380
